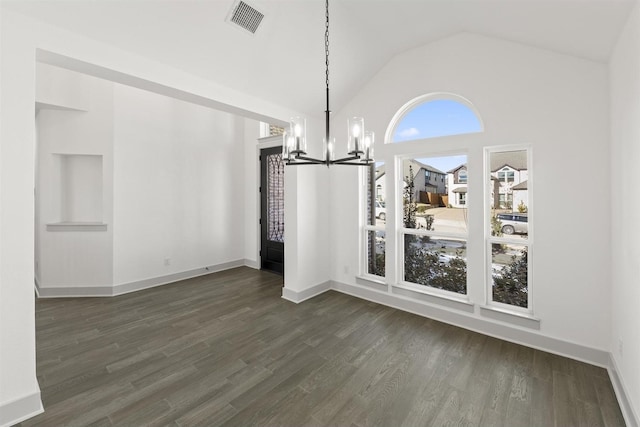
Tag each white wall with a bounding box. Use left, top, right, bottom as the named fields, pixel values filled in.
left=331, top=33, right=611, bottom=354
left=0, top=8, right=306, bottom=424
left=36, top=63, right=90, bottom=111
left=36, top=65, right=251, bottom=292
left=282, top=117, right=331, bottom=301
left=243, top=119, right=262, bottom=268
left=610, top=3, right=640, bottom=423
left=35, top=67, right=114, bottom=289
left=0, top=10, right=43, bottom=425
left=112, top=83, right=246, bottom=285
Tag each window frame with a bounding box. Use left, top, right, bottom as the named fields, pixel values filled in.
left=361, top=162, right=386, bottom=281
left=396, top=152, right=470, bottom=302
left=485, top=145, right=533, bottom=314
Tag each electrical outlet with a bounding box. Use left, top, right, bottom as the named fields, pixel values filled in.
left=164, top=258, right=171, bottom=266
left=343, top=266, right=349, bottom=275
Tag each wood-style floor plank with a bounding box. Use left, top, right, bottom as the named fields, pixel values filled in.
left=17, top=267, right=625, bottom=426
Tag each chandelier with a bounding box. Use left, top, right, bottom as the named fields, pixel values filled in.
left=283, top=0, right=374, bottom=167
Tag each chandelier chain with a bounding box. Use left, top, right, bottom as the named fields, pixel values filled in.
left=325, top=0, right=330, bottom=90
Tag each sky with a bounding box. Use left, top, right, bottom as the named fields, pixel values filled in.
left=416, top=154, right=467, bottom=173
left=393, top=99, right=482, bottom=143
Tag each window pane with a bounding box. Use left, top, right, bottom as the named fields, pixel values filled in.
left=402, top=156, right=468, bottom=233
left=269, top=124, right=285, bottom=136
left=492, top=244, right=528, bottom=308
left=366, top=163, right=386, bottom=225
left=367, top=230, right=385, bottom=277
left=392, top=99, right=482, bottom=142
left=403, top=235, right=467, bottom=294
left=267, top=152, right=285, bottom=242
left=488, top=150, right=528, bottom=238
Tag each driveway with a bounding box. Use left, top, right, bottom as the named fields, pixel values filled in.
left=417, top=207, right=468, bottom=234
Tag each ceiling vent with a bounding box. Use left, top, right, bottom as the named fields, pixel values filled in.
left=227, top=1, right=265, bottom=35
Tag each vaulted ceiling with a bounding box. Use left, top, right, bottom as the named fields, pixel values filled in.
left=3, top=0, right=636, bottom=117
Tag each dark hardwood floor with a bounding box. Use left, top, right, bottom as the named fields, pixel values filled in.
left=19, top=267, right=624, bottom=426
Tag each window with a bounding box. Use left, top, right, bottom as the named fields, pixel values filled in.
left=269, top=124, right=285, bottom=136
left=363, top=93, right=487, bottom=308
left=363, top=162, right=385, bottom=278
left=498, top=169, right=515, bottom=183
left=259, top=122, right=286, bottom=138
left=388, top=96, right=482, bottom=143
left=400, top=155, right=468, bottom=296
left=458, top=168, right=468, bottom=184
left=498, top=194, right=513, bottom=209
left=487, top=148, right=531, bottom=311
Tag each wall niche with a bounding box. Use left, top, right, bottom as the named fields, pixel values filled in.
left=46, top=153, right=107, bottom=231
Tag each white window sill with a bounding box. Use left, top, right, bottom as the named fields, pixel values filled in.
left=356, top=275, right=387, bottom=292
left=46, top=222, right=108, bottom=232
left=480, top=305, right=540, bottom=330
left=392, top=282, right=474, bottom=313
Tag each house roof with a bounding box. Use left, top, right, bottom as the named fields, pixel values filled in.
left=491, top=151, right=528, bottom=171
left=375, top=164, right=386, bottom=180
left=512, top=180, right=528, bottom=190
left=447, top=163, right=467, bottom=174
left=452, top=187, right=468, bottom=193
left=408, top=160, right=445, bottom=175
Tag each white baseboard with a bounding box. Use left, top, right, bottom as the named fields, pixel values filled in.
left=331, top=280, right=610, bottom=368
left=35, top=260, right=246, bottom=298
left=0, top=390, right=43, bottom=427
left=282, top=281, right=331, bottom=303
left=243, top=259, right=260, bottom=269
left=609, top=354, right=639, bottom=427
left=34, top=274, right=41, bottom=297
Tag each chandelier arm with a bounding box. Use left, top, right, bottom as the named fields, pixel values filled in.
left=332, top=160, right=375, bottom=166
left=332, top=154, right=362, bottom=163
left=290, top=156, right=327, bottom=165
left=287, top=161, right=326, bottom=166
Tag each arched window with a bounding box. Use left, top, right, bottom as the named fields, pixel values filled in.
left=386, top=94, right=483, bottom=143
left=458, top=168, right=468, bottom=183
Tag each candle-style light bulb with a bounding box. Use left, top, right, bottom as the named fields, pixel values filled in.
left=363, top=131, right=375, bottom=162
left=347, top=117, right=365, bottom=155
left=289, top=117, right=307, bottom=154
left=324, top=137, right=335, bottom=164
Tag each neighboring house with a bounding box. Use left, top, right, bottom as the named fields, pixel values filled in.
left=446, top=153, right=527, bottom=211
left=402, top=160, right=446, bottom=202
left=447, top=164, right=468, bottom=208
left=490, top=151, right=528, bottom=211
left=511, top=179, right=528, bottom=212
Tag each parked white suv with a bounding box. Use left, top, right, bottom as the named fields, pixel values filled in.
left=496, top=212, right=528, bottom=235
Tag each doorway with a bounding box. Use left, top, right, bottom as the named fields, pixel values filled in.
left=260, top=146, right=285, bottom=275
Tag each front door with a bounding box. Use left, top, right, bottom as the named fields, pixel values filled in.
left=260, top=146, right=285, bottom=275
